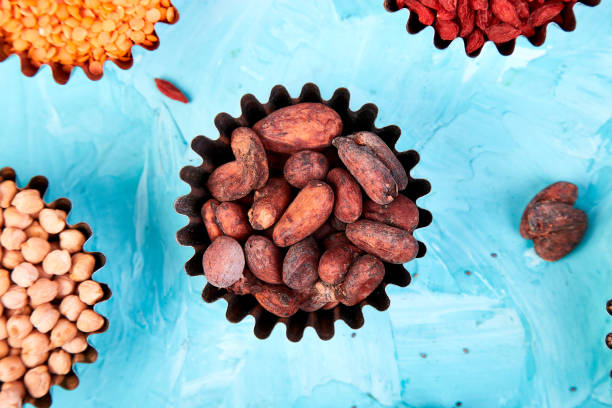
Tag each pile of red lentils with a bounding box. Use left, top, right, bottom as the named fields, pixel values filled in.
left=0, top=0, right=177, bottom=74
left=0, top=179, right=107, bottom=406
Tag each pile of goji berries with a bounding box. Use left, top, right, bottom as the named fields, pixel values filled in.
left=396, top=0, right=574, bottom=54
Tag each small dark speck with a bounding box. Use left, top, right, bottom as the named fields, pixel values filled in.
left=420, top=353, right=427, bottom=358
left=455, top=403, right=462, bottom=407
left=351, top=405, right=357, bottom=408
left=491, top=253, right=498, bottom=258
left=351, top=332, right=356, bottom=338
left=463, top=348, right=469, bottom=354
left=465, top=271, right=471, bottom=276
left=569, top=386, right=577, bottom=392
left=413, top=273, right=418, bottom=278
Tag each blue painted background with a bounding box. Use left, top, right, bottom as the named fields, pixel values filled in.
left=1, top=0, right=611, bottom=406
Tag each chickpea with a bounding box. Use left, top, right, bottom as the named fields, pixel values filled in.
left=0, top=388, right=23, bottom=408
left=69, top=253, right=96, bottom=282
left=25, top=221, right=48, bottom=240
left=54, top=275, right=75, bottom=298
left=50, top=318, right=77, bottom=348
left=30, top=304, right=60, bottom=334
left=0, top=209, right=3, bottom=229
left=0, top=181, right=18, bottom=209
left=1, top=286, right=27, bottom=310
left=78, top=280, right=104, bottom=306
left=76, top=309, right=105, bottom=333
left=0, top=356, right=26, bottom=382
left=1, top=381, right=25, bottom=397
left=21, top=332, right=49, bottom=367
left=7, top=335, right=24, bottom=349
left=59, top=229, right=87, bottom=254
left=24, top=365, right=51, bottom=398
left=61, top=333, right=88, bottom=354
left=0, top=340, right=8, bottom=359
left=38, top=209, right=66, bottom=234
left=11, top=190, right=44, bottom=215
left=0, top=228, right=27, bottom=251
left=10, top=263, right=39, bottom=288
left=2, top=250, right=24, bottom=270
left=59, top=295, right=87, bottom=322
left=0, top=317, right=6, bottom=340
left=6, top=315, right=32, bottom=340
left=48, top=350, right=72, bottom=375
left=36, top=265, right=53, bottom=280
left=3, top=207, right=33, bottom=230
left=42, top=249, right=71, bottom=276
left=27, top=278, right=58, bottom=306
left=5, top=306, right=31, bottom=318
left=20, top=237, right=51, bottom=264
left=0, top=269, right=10, bottom=297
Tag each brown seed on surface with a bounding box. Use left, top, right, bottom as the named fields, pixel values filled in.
left=298, top=281, right=337, bottom=312
left=282, top=237, right=320, bottom=291
left=227, top=269, right=263, bottom=296
left=78, top=280, right=104, bottom=305
left=215, top=202, right=253, bottom=241
left=248, top=178, right=292, bottom=231
left=24, top=365, right=51, bottom=398
left=30, top=304, right=60, bottom=334
left=346, top=220, right=419, bottom=264
left=11, top=190, right=44, bottom=215
left=0, top=356, right=26, bottom=382
left=350, top=132, right=408, bottom=190
left=76, top=310, right=105, bottom=333
left=254, top=284, right=300, bottom=317
left=59, top=295, right=88, bottom=322
left=231, top=127, right=269, bottom=190
left=21, top=237, right=51, bottom=264
left=326, top=168, right=363, bottom=223
left=207, top=161, right=256, bottom=202
left=201, top=199, right=223, bottom=242
left=69, top=253, right=96, bottom=282
left=48, top=350, right=72, bottom=375
left=202, top=236, right=245, bottom=288
left=333, top=137, right=398, bottom=205
left=38, top=209, right=67, bottom=234
left=253, top=103, right=343, bottom=154
left=59, top=229, right=87, bottom=253
left=336, top=254, right=385, bottom=306
left=273, top=180, right=334, bottom=247
left=283, top=150, right=329, bottom=189
left=363, top=195, right=420, bottom=232
left=244, top=235, right=283, bottom=284
left=318, top=245, right=354, bottom=285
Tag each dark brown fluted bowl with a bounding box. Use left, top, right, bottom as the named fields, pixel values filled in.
left=175, top=83, right=432, bottom=342
left=0, top=167, right=111, bottom=408
left=384, top=0, right=601, bottom=57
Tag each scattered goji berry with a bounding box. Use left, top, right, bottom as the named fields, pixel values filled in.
left=155, top=78, right=190, bottom=104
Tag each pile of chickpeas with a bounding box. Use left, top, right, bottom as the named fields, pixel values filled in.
left=0, top=180, right=106, bottom=406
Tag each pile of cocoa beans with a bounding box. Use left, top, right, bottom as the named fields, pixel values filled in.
left=0, top=179, right=106, bottom=406
left=395, top=0, right=575, bottom=53
left=201, top=102, right=420, bottom=318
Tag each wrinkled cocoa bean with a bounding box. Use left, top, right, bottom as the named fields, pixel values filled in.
left=215, top=202, right=252, bottom=241
left=282, top=237, right=320, bottom=290
left=520, top=181, right=577, bottom=239
left=363, top=194, right=419, bottom=232
left=228, top=269, right=263, bottom=296
left=283, top=150, right=329, bottom=188
left=336, top=254, right=385, bottom=306
left=244, top=235, right=283, bottom=284
left=206, top=161, right=254, bottom=202
left=254, top=284, right=300, bottom=317
left=253, top=103, right=343, bottom=154
left=346, top=220, right=418, bottom=264
left=318, top=246, right=354, bottom=285
left=231, top=127, right=269, bottom=189
left=201, top=199, right=223, bottom=242
left=273, top=180, right=334, bottom=247
left=248, top=178, right=292, bottom=231
left=333, top=137, right=397, bottom=205
left=326, top=168, right=362, bottom=223
left=299, top=281, right=337, bottom=312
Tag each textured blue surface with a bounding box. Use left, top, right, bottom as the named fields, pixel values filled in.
left=1, top=0, right=611, bottom=407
